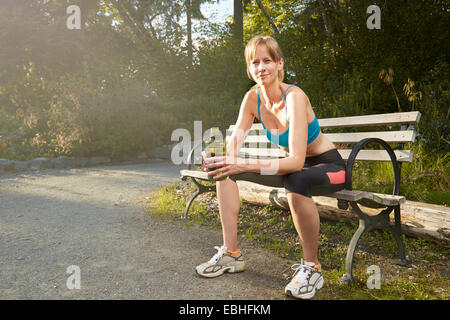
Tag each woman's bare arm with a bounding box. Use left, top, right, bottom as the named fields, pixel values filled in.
left=226, top=91, right=255, bottom=157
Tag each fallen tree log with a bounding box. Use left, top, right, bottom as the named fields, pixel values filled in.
left=235, top=181, right=450, bottom=246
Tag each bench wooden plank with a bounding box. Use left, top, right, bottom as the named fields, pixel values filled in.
left=226, top=134, right=271, bottom=143
left=180, top=170, right=405, bottom=206
left=226, top=128, right=265, bottom=136
left=318, top=111, right=421, bottom=129
left=226, top=130, right=416, bottom=144
left=238, top=148, right=288, bottom=158
left=324, top=131, right=416, bottom=143
left=238, top=148, right=413, bottom=162
left=330, top=189, right=406, bottom=206
left=181, top=169, right=209, bottom=180
left=337, top=149, right=413, bottom=162
left=228, top=111, right=421, bottom=132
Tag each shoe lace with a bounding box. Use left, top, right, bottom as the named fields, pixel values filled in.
left=207, top=246, right=227, bottom=265
left=283, top=259, right=315, bottom=284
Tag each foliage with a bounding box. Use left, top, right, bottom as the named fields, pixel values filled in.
left=0, top=0, right=448, bottom=201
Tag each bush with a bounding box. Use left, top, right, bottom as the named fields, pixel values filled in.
left=0, top=76, right=177, bottom=161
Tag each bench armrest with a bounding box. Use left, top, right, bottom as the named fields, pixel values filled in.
left=346, top=137, right=401, bottom=196
left=185, top=140, right=203, bottom=170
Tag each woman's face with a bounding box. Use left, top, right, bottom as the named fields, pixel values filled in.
left=249, top=44, right=283, bottom=85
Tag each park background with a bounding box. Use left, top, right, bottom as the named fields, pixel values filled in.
left=0, top=0, right=448, bottom=205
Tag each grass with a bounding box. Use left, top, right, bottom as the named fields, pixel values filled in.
left=146, top=179, right=449, bottom=300
left=349, top=147, right=450, bottom=207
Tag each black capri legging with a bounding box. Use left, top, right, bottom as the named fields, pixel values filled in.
left=229, top=149, right=346, bottom=198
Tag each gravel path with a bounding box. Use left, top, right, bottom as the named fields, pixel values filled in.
left=0, top=161, right=294, bottom=299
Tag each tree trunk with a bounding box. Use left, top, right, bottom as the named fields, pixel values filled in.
left=234, top=0, right=243, bottom=44
left=186, top=0, right=193, bottom=65
left=317, top=0, right=336, bottom=61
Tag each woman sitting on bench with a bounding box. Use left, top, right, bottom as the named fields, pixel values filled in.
left=197, top=35, right=346, bottom=300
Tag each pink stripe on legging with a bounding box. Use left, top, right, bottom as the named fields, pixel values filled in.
left=326, top=170, right=346, bottom=184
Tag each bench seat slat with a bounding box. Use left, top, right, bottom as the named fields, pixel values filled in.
left=180, top=170, right=405, bottom=206
left=329, top=189, right=405, bottom=206
left=181, top=169, right=209, bottom=180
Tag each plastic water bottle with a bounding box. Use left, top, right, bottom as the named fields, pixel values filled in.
left=204, top=127, right=228, bottom=181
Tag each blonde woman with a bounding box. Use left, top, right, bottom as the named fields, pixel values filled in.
left=197, top=36, right=346, bottom=299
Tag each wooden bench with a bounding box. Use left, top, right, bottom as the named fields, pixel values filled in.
left=180, top=111, right=421, bottom=282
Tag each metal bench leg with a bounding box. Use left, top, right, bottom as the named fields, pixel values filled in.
left=181, top=179, right=216, bottom=220
left=341, top=218, right=366, bottom=283
left=391, top=205, right=412, bottom=266
left=182, top=188, right=201, bottom=220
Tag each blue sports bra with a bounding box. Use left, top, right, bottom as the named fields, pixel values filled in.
left=258, top=85, right=320, bottom=148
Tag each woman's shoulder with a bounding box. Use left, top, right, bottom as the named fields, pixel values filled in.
left=284, top=83, right=307, bottom=98
left=246, top=86, right=259, bottom=96
left=283, top=84, right=314, bottom=120
left=244, top=87, right=259, bottom=103
left=285, top=84, right=312, bottom=110
left=239, top=88, right=259, bottom=118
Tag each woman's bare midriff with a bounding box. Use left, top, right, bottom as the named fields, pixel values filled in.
left=280, top=132, right=336, bottom=158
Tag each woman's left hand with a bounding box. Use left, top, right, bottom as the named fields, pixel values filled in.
left=203, top=155, right=244, bottom=180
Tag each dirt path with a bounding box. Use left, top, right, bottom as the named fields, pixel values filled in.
left=0, top=161, right=294, bottom=299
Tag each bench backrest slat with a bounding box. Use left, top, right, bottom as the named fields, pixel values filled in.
left=318, top=111, right=421, bottom=129
left=226, top=130, right=416, bottom=144
left=237, top=148, right=413, bottom=162
left=324, top=131, right=416, bottom=144
left=228, top=111, right=421, bottom=132
left=230, top=111, right=421, bottom=132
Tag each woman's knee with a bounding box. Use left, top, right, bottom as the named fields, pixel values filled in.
left=287, top=191, right=313, bottom=205
left=286, top=190, right=317, bottom=217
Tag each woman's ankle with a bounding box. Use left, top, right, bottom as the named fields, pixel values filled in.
left=226, top=248, right=241, bottom=256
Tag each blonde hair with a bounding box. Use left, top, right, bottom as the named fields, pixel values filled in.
left=245, top=35, right=285, bottom=84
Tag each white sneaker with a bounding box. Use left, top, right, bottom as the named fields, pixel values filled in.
left=195, top=246, right=245, bottom=278
left=284, top=259, right=324, bottom=299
